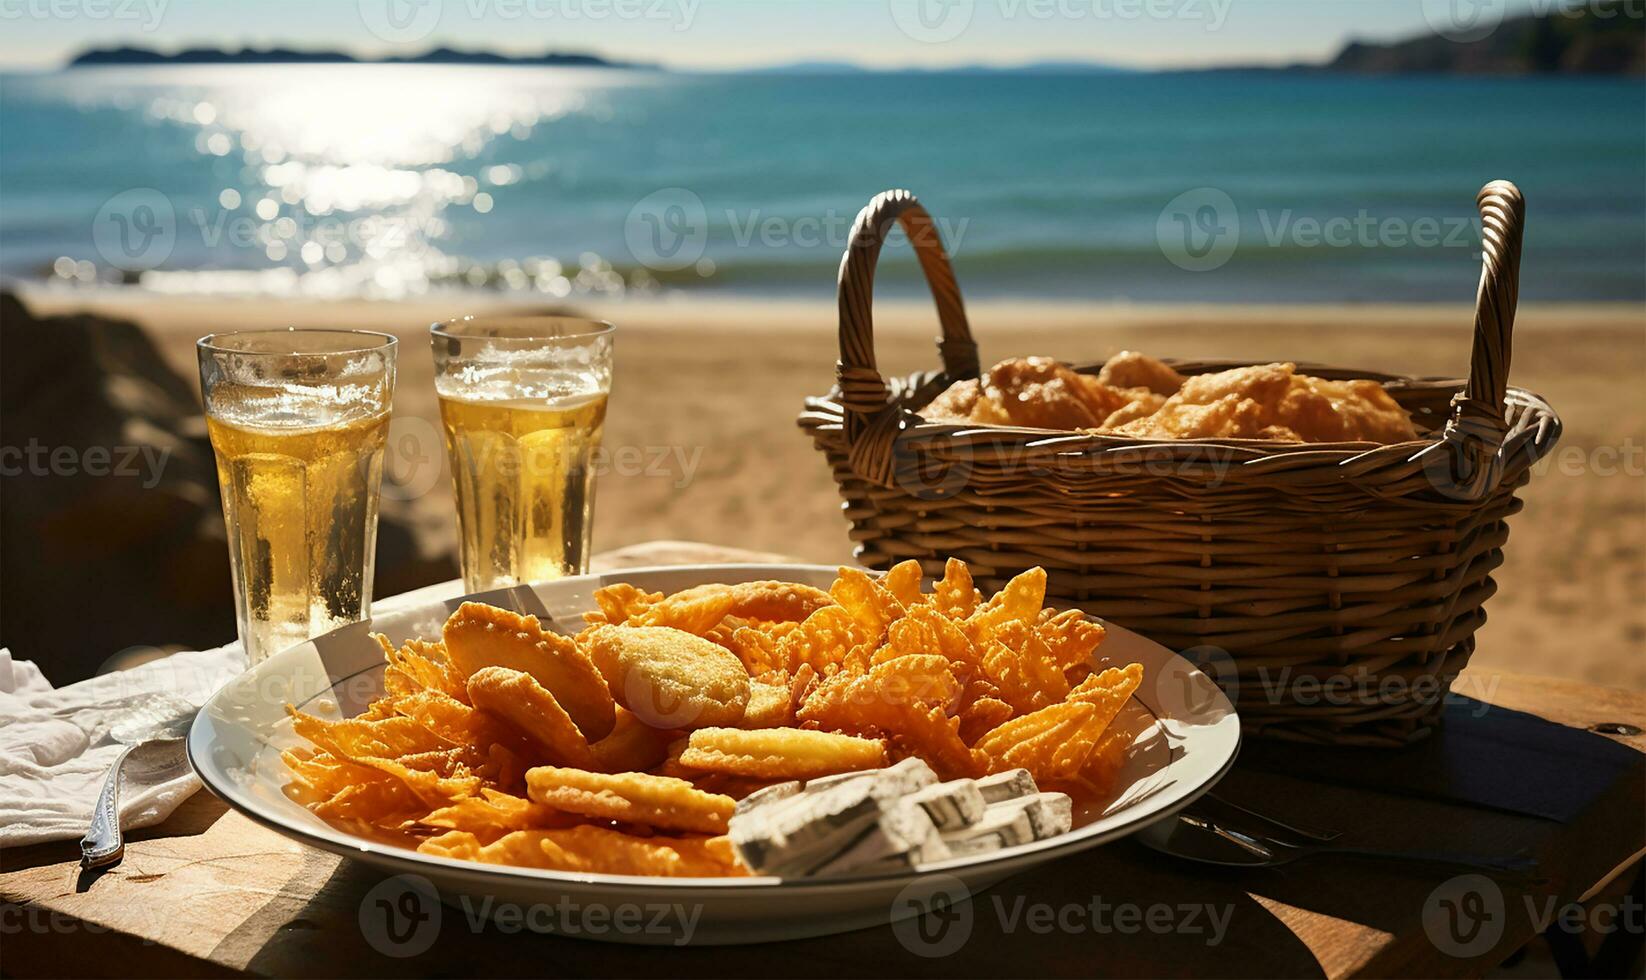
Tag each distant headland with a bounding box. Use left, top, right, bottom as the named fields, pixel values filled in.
left=66, top=46, right=652, bottom=70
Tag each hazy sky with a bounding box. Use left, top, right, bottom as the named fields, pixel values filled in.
left=0, top=0, right=1563, bottom=70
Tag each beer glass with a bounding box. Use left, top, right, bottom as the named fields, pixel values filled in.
left=431, top=316, right=614, bottom=592
left=197, top=329, right=397, bottom=664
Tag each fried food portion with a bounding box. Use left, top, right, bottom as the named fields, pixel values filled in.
left=678, top=727, right=888, bottom=780
left=285, top=560, right=1144, bottom=878
left=443, top=602, right=615, bottom=741
left=1107, top=361, right=1418, bottom=443
left=585, top=625, right=752, bottom=729
left=526, top=766, right=736, bottom=834
left=918, top=352, right=1416, bottom=444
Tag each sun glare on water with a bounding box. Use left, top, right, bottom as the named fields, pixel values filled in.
left=81, top=65, right=634, bottom=298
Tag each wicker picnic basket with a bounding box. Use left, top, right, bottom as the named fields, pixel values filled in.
left=799, top=181, right=1561, bottom=747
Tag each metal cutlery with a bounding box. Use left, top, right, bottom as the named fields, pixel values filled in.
left=1141, top=807, right=1542, bottom=881
left=80, top=694, right=199, bottom=869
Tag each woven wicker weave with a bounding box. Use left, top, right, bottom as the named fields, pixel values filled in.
left=799, top=181, right=1561, bottom=747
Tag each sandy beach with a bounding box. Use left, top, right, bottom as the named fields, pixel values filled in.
left=21, top=288, right=1644, bottom=690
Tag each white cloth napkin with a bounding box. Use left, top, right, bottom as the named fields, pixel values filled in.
left=0, top=580, right=464, bottom=849
left=0, top=645, right=244, bottom=848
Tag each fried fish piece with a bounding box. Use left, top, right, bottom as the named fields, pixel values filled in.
left=443, top=602, right=615, bottom=741
left=585, top=625, right=752, bottom=730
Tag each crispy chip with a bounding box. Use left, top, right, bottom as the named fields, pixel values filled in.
left=1038, top=610, right=1107, bottom=673
left=878, top=560, right=925, bottom=607
left=466, top=666, right=598, bottom=768
left=829, top=567, right=904, bottom=639
left=982, top=621, right=1070, bottom=713
left=934, top=557, right=979, bottom=620
left=588, top=582, right=664, bottom=626
left=1067, top=663, right=1144, bottom=733
left=526, top=766, right=735, bottom=834
left=419, top=789, right=569, bottom=839
left=972, top=701, right=1097, bottom=784
left=966, top=567, right=1047, bottom=642
left=777, top=605, right=862, bottom=675
left=679, top=727, right=886, bottom=780
left=723, top=625, right=782, bottom=675
left=957, top=695, right=1014, bottom=745
left=443, top=602, right=615, bottom=741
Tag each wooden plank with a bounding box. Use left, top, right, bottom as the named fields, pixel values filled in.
left=3, top=542, right=1643, bottom=978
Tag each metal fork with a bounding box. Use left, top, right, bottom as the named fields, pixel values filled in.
left=1145, top=811, right=1543, bottom=881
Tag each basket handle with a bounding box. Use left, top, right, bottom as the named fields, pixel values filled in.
left=1461, top=179, right=1524, bottom=429
left=836, top=190, right=978, bottom=485
left=1421, top=179, right=1526, bottom=498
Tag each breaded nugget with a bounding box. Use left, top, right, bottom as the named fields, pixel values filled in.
left=586, top=625, right=752, bottom=729
left=443, top=602, right=615, bottom=741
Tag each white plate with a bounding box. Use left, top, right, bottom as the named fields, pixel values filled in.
left=189, top=564, right=1239, bottom=945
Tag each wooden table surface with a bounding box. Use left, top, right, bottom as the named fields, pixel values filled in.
left=3, top=541, right=1642, bottom=979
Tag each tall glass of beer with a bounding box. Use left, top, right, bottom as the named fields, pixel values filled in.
left=197, top=329, right=397, bottom=664
left=431, top=316, right=613, bottom=592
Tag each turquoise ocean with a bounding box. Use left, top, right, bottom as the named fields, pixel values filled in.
left=1, top=65, right=1641, bottom=302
